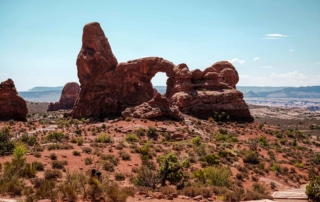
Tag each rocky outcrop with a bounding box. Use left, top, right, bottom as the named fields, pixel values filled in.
left=47, top=82, right=80, bottom=111
left=0, top=79, right=28, bottom=121
left=72, top=22, right=253, bottom=122
left=122, top=93, right=181, bottom=120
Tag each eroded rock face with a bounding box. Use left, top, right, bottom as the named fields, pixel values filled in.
left=122, top=93, right=181, bottom=120
left=48, top=82, right=80, bottom=111
left=73, top=22, right=253, bottom=122
left=0, top=79, right=28, bottom=121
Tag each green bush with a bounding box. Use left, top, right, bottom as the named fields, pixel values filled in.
left=73, top=151, right=81, bottom=156
left=84, top=157, right=93, bottom=165
left=50, top=153, right=57, bottom=160
left=0, top=126, right=14, bottom=155
left=32, top=161, right=44, bottom=171
left=125, top=133, right=139, bottom=142
left=119, top=151, right=131, bottom=160
left=103, top=161, right=115, bottom=172
left=95, top=133, right=112, bottom=143
left=44, top=169, right=62, bottom=180
left=147, top=126, right=157, bottom=139
left=194, top=166, right=231, bottom=187
left=82, top=147, right=92, bottom=154
left=135, top=128, right=145, bottom=137
left=157, top=152, right=189, bottom=186
left=51, top=160, right=68, bottom=169
left=306, top=176, right=320, bottom=201
left=243, top=151, right=260, bottom=164
left=115, top=173, right=126, bottom=181
left=46, top=131, right=65, bottom=142
left=100, top=154, right=119, bottom=165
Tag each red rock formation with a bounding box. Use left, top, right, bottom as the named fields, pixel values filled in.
left=73, top=22, right=253, bottom=122
left=122, top=93, right=181, bottom=120
left=0, top=79, right=28, bottom=121
left=47, top=82, right=80, bottom=111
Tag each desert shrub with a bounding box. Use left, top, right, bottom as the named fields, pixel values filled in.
left=32, top=161, right=44, bottom=171
left=50, top=153, right=57, bottom=160
left=159, top=186, right=176, bottom=195
left=34, top=152, right=41, bottom=158
left=19, top=133, right=38, bottom=146
left=125, top=133, right=139, bottom=142
left=157, top=152, right=189, bottom=186
left=216, top=133, right=238, bottom=142
left=84, top=157, right=93, bottom=165
left=95, top=133, right=112, bottom=143
left=47, top=143, right=61, bottom=151
left=115, top=143, right=124, bottom=150
left=75, top=137, right=83, bottom=146
left=147, top=126, right=157, bottom=139
left=106, top=183, right=129, bottom=202
left=223, top=187, right=245, bottom=202
left=102, top=161, right=115, bottom=172
left=243, top=151, right=260, bottom=164
left=21, top=163, right=36, bottom=178
left=132, top=166, right=159, bottom=189
left=73, top=151, right=81, bottom=156
left=119, top=151, right=131, bottom=160
left=192, top=136, right=202, bottom=146
left=100, top=154, right=119, bottom=165
left=51, top=160, right=68, bottom=169
left=306, top=175, right=320, bottom=201
left=194, top=166, right=231, bottom=187
left=135, top=128, right=145, bottom=137
left=201, top=154, right=219, bottom=165
left=28, top=179, right=58, bottom=201
left=275, top=132, right=283, bottom=138
left=115, top=172, right=126, bottom=181
left=82, top=147, right=92, bottom=154
left=46, top=131, right=65, bottom=142
left=181, top=186, right=212, bottom=198
left=44, top=169, right=62, bottom=180
left=0, top=126, right=14, bottom=155
left=252, top=183, right=269, bottom=195
left=313, top=153, right=320, bottom=164
left=0, top=176, right=25, bottom=196
left=269, top=163, right=283, bottom=174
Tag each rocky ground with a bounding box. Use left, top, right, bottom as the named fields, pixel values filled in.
left=0, top=103, right=319, bottom=202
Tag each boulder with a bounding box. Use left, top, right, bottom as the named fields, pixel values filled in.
left=47, top=82, right=80, bottom=111
left=72, top=22, right=253, bottom=122
left=0, top=79, right=28, bottom=121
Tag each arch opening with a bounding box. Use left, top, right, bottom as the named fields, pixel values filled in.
left=151, top=72, right=168, bottom=96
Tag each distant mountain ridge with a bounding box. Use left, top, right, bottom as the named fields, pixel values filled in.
left=27, top=86, right=63, bottom=92
left=18, top=85, right=320, bottom=102
left=244, top=86, right=320, bottom=98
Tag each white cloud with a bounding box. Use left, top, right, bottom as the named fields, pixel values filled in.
left=265, top=34, right=288, bottom=37
left=261, top=66, right=273, bottom=69
left=289, top=49, right=294, bottom=52
left=261, top=37, right=283, bottom=40
left=262, top=34, right=289, bottom=40
left=228, top=58, right=245, bottom=65
left=253, top=57, right=260, bottom=61
left=239, top=71, right=320, bottom=86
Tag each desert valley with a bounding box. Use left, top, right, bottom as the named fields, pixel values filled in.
left=0, top=21, right=320, bottom=202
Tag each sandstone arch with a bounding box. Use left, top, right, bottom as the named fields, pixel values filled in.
left=72, top=22, right=253, bottom=122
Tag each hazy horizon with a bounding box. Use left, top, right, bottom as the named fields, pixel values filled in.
left=1, top=0, right=320, bottom=91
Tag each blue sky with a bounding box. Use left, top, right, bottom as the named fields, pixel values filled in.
left=0, top=0, right=320, bottom=91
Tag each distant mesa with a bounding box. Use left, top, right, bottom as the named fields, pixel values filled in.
left=72, top=22, right=253, bottom=122
left=47, top=82, right=80, bottom=111
left=0, top=79, right=28, bottom=121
